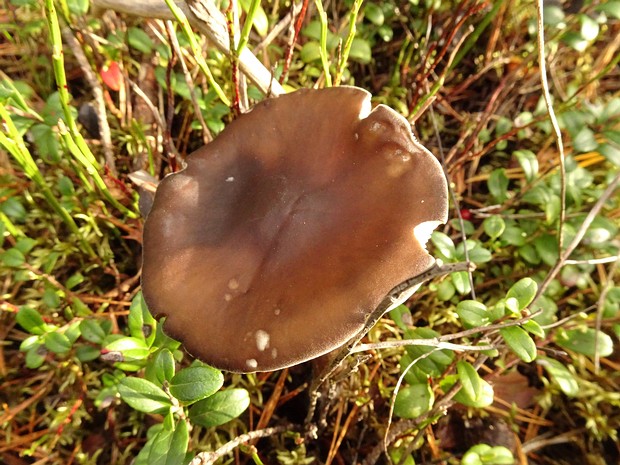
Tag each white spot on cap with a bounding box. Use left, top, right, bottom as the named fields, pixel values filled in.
left=255, top=330, right=270, bottom=351
left=228, top=278, right=239, bottom=290
left=413, top=220, right=442, bottom=251
left=226, top=176, right=235, bottom=182
left=246, top=359, right=258, bottom=369
left=224, top=293, right=232, bottom=302
left=370, top=122, right=383, bottom=133
left=274, top=308, right=281, bottom=316
left=271, top=348, right=278, bottom=359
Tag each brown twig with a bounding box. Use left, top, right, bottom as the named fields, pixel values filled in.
left=280, top=0, right=310, bottom=84
left=190, top=424, right=301, bottom=464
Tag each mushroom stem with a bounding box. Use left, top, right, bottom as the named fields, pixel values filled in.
left=303, top=260, right=477, bottom=430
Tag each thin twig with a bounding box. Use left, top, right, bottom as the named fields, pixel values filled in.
left=128, top=79, right=181, bottom=162
left=281, top=0, right=310, bottom=83
left=165, top=20, right=212, bottom=144
left=351, top=340, right=496, bottom=353
left=61, top=28, right=117, bottom=175
left=190, top=424, right=299, bottom=464
left=534, top=0, right=567, bottom=253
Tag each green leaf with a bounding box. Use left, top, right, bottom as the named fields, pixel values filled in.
left=133, top=424, right=162, bottom=465
left=456, top=300, right=490, bottom=328
left=488, top=168, right=509, bottom=202
left=544, top=195, right=561, bottom=224
left=500, top=326, right=537, bottom=362
left=514, top=150, right=538, bottom=182
left=1, top=197, right=27, bottom=221
left=300, top=41, right=321, bottom=63
left=522, top=319, right=545, bottom=338
left=579, top=14, right=599, bottom=41
left=393, top=384, right=434, bottom=419
left=468, top=245, right=493, bottom=263
left=555, top=328, right=614, bottom=358
left=167, top=419, right=189, bottom=465
left=145, top=349, right=176, bottom=386
left=506, top=278, right=537, bottom=311
left=127, top=27, right=154, bottom=54
left=117, top=377, right=172, bottom=414
left=598, top=143, right=620, bottom=167
left=128, top=292, right=156, bottom=346
left=14, top=237, right=36, bottom=254
left=144, top=416, right=189, bottom=465
left=436, top=279, right=456, bottom=301
left=452, top=376, right=494, bottom=408
left=1, top=247, right=25, bottom=267
left=16, top=307, right=47, bottom=335
left=389, top=305, right=412, bottom=332
left=79, top=319, right=107, bottom=344
left=239, top=0, right=268, bottom=37
left=404, top=328, right=454, bottom=377
left=430, top=231, right=455, bottom=260
left=457, top=361, right=482, bottom=402
left=169, top=365, right=224, bottom=404
left=538, top=357, right=578, bottom=397
left=76, top=345, right=100, bottom=362
left=463, top=444, right=514, bottom=465
left=30, top=123, right=60, bottom=163
left=501, top=225, right=526, bottom=246
left=349, top=38, right=372, bottom=64
left=543, top=5, right=565, bottom=26
left=596, top=1, right=620, bottom=19
left=572, top=127, right=598, bottom=152
left=452, top=271, right=471, bottom=295
left=562, top=31, right=589, bottom=52
left=189, top=388, right=250, bottom=427
left=67, top=0, right=89, bottom=15
left=533, top=234, right=559, bottom=267
left=44, top=331, right=72, bottom=354
left=365, top=3, right=384, bottom=26
left=483, top=215, right=505, bottom=240
left=104, top=337, right=150, bottom=361
left=25, top=345, right=46, bottom=369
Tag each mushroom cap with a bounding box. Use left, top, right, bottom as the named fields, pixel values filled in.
left=142, top=87, right=448, bottom=372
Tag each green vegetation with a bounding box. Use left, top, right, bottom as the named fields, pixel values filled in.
left=1, top=0, right=619, bottom=464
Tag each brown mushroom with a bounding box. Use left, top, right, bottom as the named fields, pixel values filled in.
left=142, top=86, right=448, bottom=373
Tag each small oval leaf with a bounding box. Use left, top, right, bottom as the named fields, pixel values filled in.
left=393, top=384, right=434, bottom=419
left=483, top=215, right=505, bottom=240
left=456, top=300, right=490, bottom=328
left=457, top=361, right=482, bottom=402
left=537, top=357, right=579, bottom=397
left=16, top=307, right=47, bottom=335
left=169, top=365, right=224, bottom=404
left=500, top=326, right=537, bottom=363
left=189, top=388, right=250, bottom=427
left=506, top=278, right=538, bottom=310
left=117, top=377, right=172, bottom=414
left=556, top=328, right=614, bottom=358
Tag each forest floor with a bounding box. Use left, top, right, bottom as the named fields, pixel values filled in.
left=1, top=0, right=619, bottom=464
